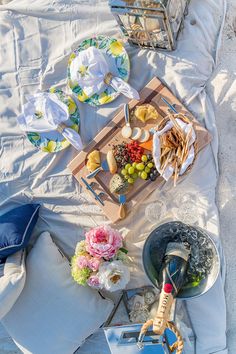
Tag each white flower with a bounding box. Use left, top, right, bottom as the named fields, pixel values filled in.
left=98, top=260, right=130, bottom=292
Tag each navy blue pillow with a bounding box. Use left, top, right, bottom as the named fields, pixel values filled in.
left=0, top=204, right=40, bottom=263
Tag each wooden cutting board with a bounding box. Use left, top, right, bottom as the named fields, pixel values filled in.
left=68, top=77, right=211, bottom=223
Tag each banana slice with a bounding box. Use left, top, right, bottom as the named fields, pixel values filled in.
left=139, top=129, right=150, bottom=143
left=131, top=127, right=142, bottom=140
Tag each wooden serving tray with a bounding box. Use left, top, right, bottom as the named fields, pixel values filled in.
left=68, top=77, right=211, bottom=223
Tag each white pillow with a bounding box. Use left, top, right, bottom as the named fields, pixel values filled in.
left=0, top=250, right=26, bottom=320
left=2, top=231, right=114, bottom=354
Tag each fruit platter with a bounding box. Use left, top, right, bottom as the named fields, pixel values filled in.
left=68, top=77, right=212, bottom=223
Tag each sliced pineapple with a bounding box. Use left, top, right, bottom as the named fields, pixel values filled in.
left=86, top=160, right=100, bottom=172
left=87, top=150, right=100, bottom=164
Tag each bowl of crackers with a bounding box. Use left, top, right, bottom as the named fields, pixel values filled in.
left=152, top=113, right=197, bottom=186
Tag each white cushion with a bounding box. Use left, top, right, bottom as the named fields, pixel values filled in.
left=2, top=231, right=114, bottom=354
left=0, top=250, right=26, bottom=320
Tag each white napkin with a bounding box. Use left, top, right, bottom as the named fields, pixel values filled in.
left=70, top=46, right=140, bottom=100
left=17, top=92, right=83, bottom=151
left=153, top=118, right=196, bottom=181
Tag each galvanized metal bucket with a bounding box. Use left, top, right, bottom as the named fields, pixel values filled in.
left=142, top=221, right=220, bottom=299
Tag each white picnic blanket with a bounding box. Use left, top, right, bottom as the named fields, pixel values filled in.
left=0, top=0, right=227, bottom=353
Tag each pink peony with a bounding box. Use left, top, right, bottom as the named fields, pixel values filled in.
left=87, top=275, right=100, bottom=289
left=85, top=225, right=123, bottom=259
left=88, top=257, right=101, bottom=271
left=77, top=255, right=89, bottom=269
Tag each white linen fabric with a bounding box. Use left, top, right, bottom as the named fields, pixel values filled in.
left=70, top=46, right=140, bottom=99
left=0, top=251, right=26, bottom=320
left=17, top=92, right=83, bottom=151
left=0, top=0, right=228, bottom=353
left=1, top=232, right=113, bottom=354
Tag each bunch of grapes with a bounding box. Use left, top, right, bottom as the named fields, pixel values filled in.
left=121, top=154, right=159, bottom=184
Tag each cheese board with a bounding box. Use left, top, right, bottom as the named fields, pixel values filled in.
left=68, top=77, right=211, bottom=223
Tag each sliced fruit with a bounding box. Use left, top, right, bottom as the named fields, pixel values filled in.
left=86, top=161, right=100, bottom=172
left=88, top=150, right=100, bottom=164
left=131, top=127, right=142, bottom=141
left=139, top=129, right=150, bottom=143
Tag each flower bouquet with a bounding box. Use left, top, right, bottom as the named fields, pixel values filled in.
left=71, top=225, right=130, bottom=292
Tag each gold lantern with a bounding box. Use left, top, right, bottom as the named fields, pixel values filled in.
left=109, top=0, right=190, bottom=51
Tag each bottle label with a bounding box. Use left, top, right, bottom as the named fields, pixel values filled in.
left=153, top=288, right=174, bottom=335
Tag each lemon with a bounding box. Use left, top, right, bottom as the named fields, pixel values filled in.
left=42, top=141, right=57, bottom=153
left=99, top=92, right=113, bottom=105
left=109, top=41, right=123, bottom=56
left=67, top=97, right=77, bottom=114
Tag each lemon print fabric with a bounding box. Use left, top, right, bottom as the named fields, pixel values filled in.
left=26, top=89, right=80, bottom=153
left=67, top=35, right=130, bottom=106
left=109, top=41, right=123, bottom=56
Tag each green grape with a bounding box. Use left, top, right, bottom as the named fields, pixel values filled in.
left=145, top=166, right=150, bottom=173
left=125, top=163, right=131, bottom=170
left=128, top=166, right=135, bottom=175
left=141, top=155, right=148, bottom=162
left=141, top=171, right=148, bottom=180
left=147, top=162, right=154, bottom=168
left=132, top=173, right=138, bottom=180
left=128, top=178, right=134, bottom=184
left=121, top=169, right=128, bottom=176
left=138, top=171, right=142, bottom=177
left=132, top=162, right=137, bottom=168
left=124, top=175, right=129, bottom=180
left=136, top=163, right=145, bottom=171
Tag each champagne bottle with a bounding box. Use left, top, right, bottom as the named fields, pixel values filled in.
left=153, top=242, right=191, bottom=335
